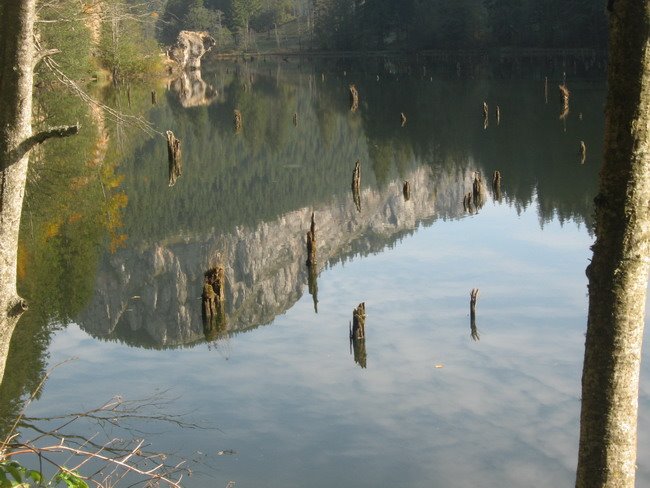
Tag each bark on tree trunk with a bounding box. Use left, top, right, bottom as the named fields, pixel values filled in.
left=576, top=2, right=650, bottom=487
left=0, top=0, right=37, bottom=385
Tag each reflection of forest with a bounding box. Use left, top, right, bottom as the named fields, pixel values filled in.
left=77, top=165, right=468, bottom=347
left=75, top=57, right=603, bottom=348
left=1, top=56, right=604, bottom=430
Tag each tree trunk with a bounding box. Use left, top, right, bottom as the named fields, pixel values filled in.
left=576, top=2, right=650, bottom=487
left=0, top=0, right=37, bottom=385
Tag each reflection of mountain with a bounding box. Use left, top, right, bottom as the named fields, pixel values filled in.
left=77, top=166, right=472, bottom=347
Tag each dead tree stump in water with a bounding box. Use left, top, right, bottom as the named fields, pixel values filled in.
left=306, top=212, right=317, bottom=267
left=403, top=181, right=411, bottom=201
left=492, top=170, right=502, bottom=201
left=293, top=112, right=298, bottom=126
left=350, top=302, right=366, bottom=340
left=202, top=264, right=224, bottom=309
left=352, top=160, right=362, bottom=212
left=580, top=141, right=587, bottom=164
left=482, top=101, right=489, bottom=129
left=233, top=109, right=243, bottom=133
left=400, top=112, right=407, bottom=127
left=470, top=288, right=479, bottom=341
left=559, top=83, right=570, bottom=120
left=472, top=172, right=484, bottom=209
left=151, top=90, right=157, bottom=105
left=495, top=105, right=500, bottom=125
left=166, top=130, right=182, bottom=187
left=349, top=84, right=359, bottom=112
left=351, top=333, right=367, bottom=368
left=463, top=192, right=473, bottom=213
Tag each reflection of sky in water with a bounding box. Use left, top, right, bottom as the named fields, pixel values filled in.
left=32, top=198, right=650, bottom=488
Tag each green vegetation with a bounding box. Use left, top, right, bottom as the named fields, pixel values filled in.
left=157, top=0, right=606, bottom=53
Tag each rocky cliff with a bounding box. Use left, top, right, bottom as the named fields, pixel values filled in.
left=167, top=30, right=215, bottom=70
left=77, top=166, right=483, bottom=347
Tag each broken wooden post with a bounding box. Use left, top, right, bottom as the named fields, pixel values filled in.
left=293, top=112, right=298, bottom=126
left=495, top=105, right=500, bottom=125
left=403, top=181, right=411, bottom=201
left=166, top=130, right=182, bottom=187
left=233, top=109, right=243, bottom=133
left=492, top=170, right=502, bottom=201
left=351, top=160, right=361, bottom=212
left=482, top=101, right=489, bottom=129
left=151, top=90, right=157, bottom=105
left=470, top=288, right=479, bottom=341
left=400, top=112, right=407, bottom=127
left=580, top=140, right=587, bottom=164
left=350, top=302, right=366, bottom=340
left=306, top=212, right=317, bottom=267
left=351, top=332, right=367, bottom=368
left=349, top=84, right=359, bottom=112
left=472, top=172, right=484, bottom=209
left=559, top=83, right=570, bottom=120
left=463, top=192, right=473, bottom=213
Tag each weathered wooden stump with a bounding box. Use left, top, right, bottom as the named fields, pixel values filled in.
left=472, top=172, right=484, bottom=209
left=151, top=90, right=157, bottom=105
left=166, top=130, right=182, bottom=187
left=470, top=288, right=479, bottom=341
left=579, top=141, right=587, bottom=164
left=403, top=180, right=411, bottom=201
left=492, top=170, right=502, bottom=201
left=349, top=84, right=359, bottom=112
left=293, top=112, right=298, bottom=126
left=306, top=212, right=317, bottom=267
left=350, top=302, right=366, bottom=340
left=308, top=263, right=318, bottom=314
left=203, top=266, right=226, bottom=317
left=400, top=112, right=407, bottom=127
left=559, top=83, right=570, bottom=120
left=351, top=334, right=367, bottom=368
left=495, top=105, right=500, bottom=125
left=463, top=192, right=473, bottom=213
left=352, top=160, right=361, bottom=212
left=233, top=109, right=243, bottom=133
left=482, top=101, right=488, bottom=119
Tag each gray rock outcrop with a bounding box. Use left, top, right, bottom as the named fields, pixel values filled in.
left=168, top=31, right=215, bottom=70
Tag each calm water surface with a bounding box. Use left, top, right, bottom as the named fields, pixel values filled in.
left=6, top=56, right=650, bottom=487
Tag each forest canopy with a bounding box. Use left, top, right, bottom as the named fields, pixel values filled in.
left=158, top=0, right=607, bottom=50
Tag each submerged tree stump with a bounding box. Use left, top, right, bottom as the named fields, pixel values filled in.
left=351, top=333, right=367, bottom=368
left=166, top=130, right=182, bottom=187
left=463, top=192, right=473, bottom=213
left=306, top=212, right=317, bottom=267
left=492, top=170, right=502, bottom=201
left=470, top=288, right=479, bottom=341
left=308, top=263, right=318, bottom=314
left=580, top=140, right=587, bottom=164
left=351, top=160, right=362, bottom=212
left=495, top=105, right=500, bottom=125
left=472, top=172, right=485, bottom=209
left=202, top=266, right=226, bottom=320
left=151, top=90, right=157, bottom=105
left=233, top=109, right=243, bottom=133
left=349, top=84, right=359, bottom=112
left=559, top=83, right=570, bottom=120
left=350, top=302, right=366, bottom=340
left=400, top=112, right=407, bottom=127
left=403, top=180, right=411, bottom=201
left=293, top=112, right=298, bottom=126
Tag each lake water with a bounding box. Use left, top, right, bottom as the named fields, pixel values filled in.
left=3, top=55, right=650, bottom=487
